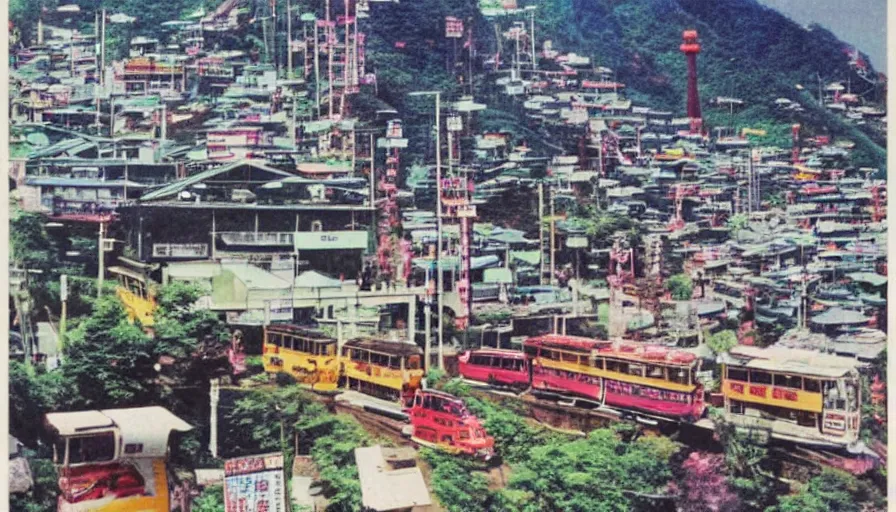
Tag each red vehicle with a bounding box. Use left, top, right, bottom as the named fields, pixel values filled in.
left=407, top=389, right=495, bottom=460
left=458, top=349, right=530, bottom=391
left=524, top=335, right=706, bottom=420
left=58, top=462, right=147, bottom=503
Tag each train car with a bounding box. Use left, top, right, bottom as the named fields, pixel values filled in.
left=719, top=345, right=862, bottom=449
left=108, top=265, right=156, bottom=329
left=45, top=406, right=192, bottom=512
left=263, top=324, right=340, bottom=391
left=341, top=337, right=424, bottom=403
left=407, top=389, right=495, bottom=460
left=458, top=349, right=530, bottom=390
left=524, top=335, right=706, bottom=420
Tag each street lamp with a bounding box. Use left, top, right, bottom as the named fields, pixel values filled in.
left=408, top=90, right=444, bottom=370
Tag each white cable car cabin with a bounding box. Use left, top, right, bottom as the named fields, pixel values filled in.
left=45, top=406, right=192, bottom=467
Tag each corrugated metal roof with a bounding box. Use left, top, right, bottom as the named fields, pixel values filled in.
left=139, top=159, right=293, bottom=201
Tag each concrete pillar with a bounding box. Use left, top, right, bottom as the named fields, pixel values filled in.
left=407, top=296, right=416, bottom=344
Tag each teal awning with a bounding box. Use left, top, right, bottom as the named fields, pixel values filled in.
left=483, top=267, right=513, bottom=284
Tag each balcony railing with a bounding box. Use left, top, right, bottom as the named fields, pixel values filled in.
left=152, top=243, right=209, bottom=258
left=219, top=232, right=295, bottom=247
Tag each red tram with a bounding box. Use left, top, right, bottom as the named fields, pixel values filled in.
left=458, top=349, right=529, bottom=390
left=407, top=389, right=495, bottom=460
left=525, top=335, right=706, bottom=420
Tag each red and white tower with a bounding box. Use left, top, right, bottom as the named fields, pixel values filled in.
left=680, top=30, right=703, bottom=134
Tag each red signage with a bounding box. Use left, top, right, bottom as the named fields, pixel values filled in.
left=748, top=385, right=767, bottom=398
left=772, top=388, right=799, bottom=402
left=445, top=17, right=464, bottom=38
left=729, top=382, right=744, bottom=394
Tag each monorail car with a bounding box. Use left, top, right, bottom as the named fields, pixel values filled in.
left=263, top=324, right=340, bottom=391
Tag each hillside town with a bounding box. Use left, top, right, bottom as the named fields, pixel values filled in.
left=8, top=0, right=889, bottom=511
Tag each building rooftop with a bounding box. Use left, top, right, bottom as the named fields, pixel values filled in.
left=355, top=445, right=432, bottom=511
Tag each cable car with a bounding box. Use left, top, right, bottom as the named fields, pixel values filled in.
left=407, top=389, right=495, bottom=460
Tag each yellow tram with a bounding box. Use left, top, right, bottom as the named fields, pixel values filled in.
left=719, top=346, right=862, bottom=449
left=263, top=325, right=340, bottom=391
left=108, top=266, right=156, bottom=329
left=341, top=338, right=425, bottom=403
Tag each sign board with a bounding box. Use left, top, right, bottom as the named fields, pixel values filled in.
left=294, top=230, right=369, bottom=251
left=566, top=236, right=588, bottom=249
left=445, top=16, right=464, bottom=38
left=224, top=453, right=286, bottom=512
left=60, top=275, right=68, bottom=302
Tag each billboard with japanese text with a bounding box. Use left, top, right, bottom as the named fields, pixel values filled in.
left=223, top=453, right=287, bottom=512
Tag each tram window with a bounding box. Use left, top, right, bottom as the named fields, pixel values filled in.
left=524, top=345, right=539, bottom=357
left=669, top=369, right=690, bottom=385
left=628, top=364, right=645, bottom=377
left=823, top=381, right=845, bottom=410
left=605, top=360, right=621, bottom=373
left=726, top=368, right=748, bottom=382
left=423, top=395, right=432, bottom=409
left=502, top=358, right=516, bottom=370
left=389, top=356, right=401, bottom=369
left=68, top=433, right=116, bottom=464
left=774, top=374, right=802, bottom=389
left=561, top=351, right=578, bottom=364
left=441, top=435, right=453, bottom=444
left=729, top=401, right=744, bottom=415
left=804, top=379, right=820, bottom=393
left=269, top=334, right=281, bottom=347
left=407, top=356, right=421, bottom=370
left=592, top=358, right=604, bottom=370
left=749, top=371, right=772, bottom=385
left=514, top=359, right=524, bottom=371
left=459, top=430, right=470, bottom=440
left=646, top=365, right=665, bottom=379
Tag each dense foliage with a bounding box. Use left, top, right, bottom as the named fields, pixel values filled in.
left=665, top=273, right=693, bottom=300
left=706, top=329, right=738, bottom=355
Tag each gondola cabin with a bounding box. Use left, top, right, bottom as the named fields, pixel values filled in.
left=719, top=346, right=862, bottom=449
left=408, top=389, right=495, bottom=460
left=44, top=407, right=192, bottom=512
left=458, top=349, right=530, bottom=390
left=524, top=335, right=705, bottom=420
left=341, top=338, right=424, bottom=403
left=263, top=324, right=339, bottom=391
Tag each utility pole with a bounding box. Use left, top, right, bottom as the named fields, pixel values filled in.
left=59, top=274, right=68, bottom=350
left=538, top=181, right=545, bottom=285
left=314, top=18, right=321, bottom=118
left=97, top=222, right=106, bottom=297
left=287, top=0, right=293, bottom=78
left=424, top=266, right=432, bottom=372
left=549, top=190, right=556, bottom=285
left=435, top=93, right=443, bottom=370
left=100, top=9, right=106, bottom=87
left=160, top=103, right=167, bottom=142
left=209, top=378, right=219, bottom=458
left=529, top=8, right=536, bottom=70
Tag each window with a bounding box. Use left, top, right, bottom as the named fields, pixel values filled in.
left=561, top=351, right=579, bottom=364
left=68, top=433, right=116, bottom=464
left=729, top=400, right=745, bottom=415
left=592, top=357, right=604, bottom=370
left=524, top=345, right=539, bottom=358
left=646, top=365, right=665, bottom=379
left=669, top=368, right=690, bottom=385
left=311, top=220, right=323, bottom=232
left=774, top=374, right=802, bottom=389
left=124, top=443, right=143, bottom=455
left=502, top=358, right=516, bottom=370
left=605, top=360, right=621, bottom=373
left=727, top=367, right=748, bottom=382
left=749, top=371, right=772, bottom=385
left=628, top=364, right=645, bottom=377
left=269, top=333, right=282, bottom=347
left=804, top=378, right=821, bottom=393
left=389, top=356, right=401, bottom=369
left=407, top=356, right=421, bottom=370
left=459, top=430, right=470, bottom=440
